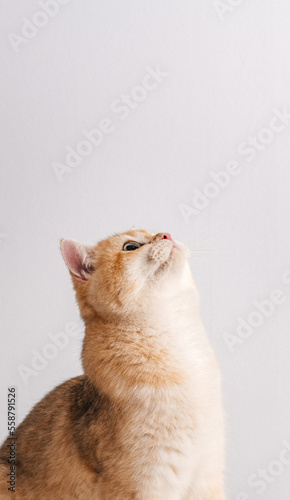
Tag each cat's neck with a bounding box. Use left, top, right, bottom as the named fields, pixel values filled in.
left=81, top=285, right=205, bottom=403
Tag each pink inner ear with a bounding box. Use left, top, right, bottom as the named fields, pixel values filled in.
left=61, top=239, right=88, bottom=281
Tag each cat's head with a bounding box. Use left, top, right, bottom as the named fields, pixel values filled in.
left=61, top=229, right=192, bottom=321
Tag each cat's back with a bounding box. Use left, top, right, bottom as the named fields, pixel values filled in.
left=0, top=375, right=110, bottom=499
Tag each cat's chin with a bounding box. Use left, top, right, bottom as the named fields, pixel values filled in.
left=152, top=240, right=189, bottom=279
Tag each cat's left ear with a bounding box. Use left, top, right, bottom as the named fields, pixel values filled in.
left=60, top=239, right=95, bottom=282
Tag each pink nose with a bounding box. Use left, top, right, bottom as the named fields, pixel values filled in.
left=160, top=233, right=172, bottom=241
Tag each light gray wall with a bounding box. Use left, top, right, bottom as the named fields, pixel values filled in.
left=1, top=1, right=290, bottom=498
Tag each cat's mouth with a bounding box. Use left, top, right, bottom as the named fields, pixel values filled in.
left=153, top=256, right=173, bottom=277
left=149, top=239, right=185, bottom=277
left=171, top=240, right=180, bottom=251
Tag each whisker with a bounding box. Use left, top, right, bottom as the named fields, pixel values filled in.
left=184, top=230, right=226, bottom=257
left=185, top=235, right=213, bottom=246
left=189, top=250, right=225, bottom=256
left=190, top=251, right=216, bottom=255
left=184, top=228, right=223, bottom=248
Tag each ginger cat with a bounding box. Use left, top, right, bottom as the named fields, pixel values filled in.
left=0, top=229, right=226, bottom=500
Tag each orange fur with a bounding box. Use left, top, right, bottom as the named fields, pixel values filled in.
left=0, top=229, right=226, bottom=499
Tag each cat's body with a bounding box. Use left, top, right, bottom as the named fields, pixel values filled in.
left=0, top=229, right=226, bottom=499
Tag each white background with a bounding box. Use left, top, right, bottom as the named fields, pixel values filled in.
left=1, top=1, right=290, bottom=498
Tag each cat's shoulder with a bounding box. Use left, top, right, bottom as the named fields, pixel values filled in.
left=26, top=375, right=106, bottom=420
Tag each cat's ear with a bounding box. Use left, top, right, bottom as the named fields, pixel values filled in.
left=60, top=239, right=95, bottom=282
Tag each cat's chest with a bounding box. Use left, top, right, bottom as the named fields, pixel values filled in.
left=119, top=388, right=197, bottom=497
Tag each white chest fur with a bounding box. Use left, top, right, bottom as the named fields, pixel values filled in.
left=120, top=326, right=219, bottom=499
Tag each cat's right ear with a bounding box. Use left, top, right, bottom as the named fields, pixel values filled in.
left=60, top=239, right=95, bottom=282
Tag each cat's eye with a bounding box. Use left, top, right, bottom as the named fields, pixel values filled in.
left=123, top=241, right=141, bottom=252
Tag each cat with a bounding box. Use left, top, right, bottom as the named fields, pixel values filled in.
left=0, top=229, right=226, bottom=500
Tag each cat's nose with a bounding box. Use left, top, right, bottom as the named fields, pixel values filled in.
left=155, top=233, right=172, bottom=241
